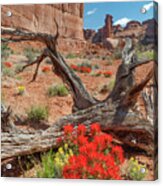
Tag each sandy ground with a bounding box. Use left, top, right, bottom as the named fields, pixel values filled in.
left=2, top=51, right=155, bottom=180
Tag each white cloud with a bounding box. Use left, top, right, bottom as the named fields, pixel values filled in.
left=114, top=17, right=131, bottom=27
left=87, top=8, right=97, bottom=16
left=143, top=2, right=154, bottom=11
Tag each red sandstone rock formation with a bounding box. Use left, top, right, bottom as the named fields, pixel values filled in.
left=1, top=4, right=85, bottom=52
left=84, top=14, right=157, bottom=49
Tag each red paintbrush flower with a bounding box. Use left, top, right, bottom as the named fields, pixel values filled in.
left=103, top=71, right=112, bottom=77
left=77, top=124, right=86, bottom=135
left=4, top=62, right=12, bottom=68
left=63, top=124, right=73, bottom=135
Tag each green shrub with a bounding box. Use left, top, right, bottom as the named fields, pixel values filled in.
left=37, top=144, right=74, bottom=178
left=47, top=84, right=69, bottom=97
left=66, top=53, right=77, bottom=59
left=27, top=105, right=49, bottom=122
left=79, top=61, right=92, bottom=68
left=106, top=56, right=113, bottom=65
left=127, top=157, right=147, bottom=180
left=113, top=48, right=122, bottom=60
left=37, top=150, right=55, bottom=178
left=24, top=47, right=40, bottom=62
left=93, top=64, right=99, bottom=70
left=14, top=63, right=24, bottom=73
left=1, top=43, right=13, bottom=62
left=44, top=57, right=52, bottom=64
left=99, top=79, right=115, bottom=94
left=136, top=50, right=156, bottom=60
left=108, top=79, right=115, bottom=91
left=2, top=67, right=15, bottom=77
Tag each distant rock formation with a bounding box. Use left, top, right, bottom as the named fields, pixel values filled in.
left=84, top=14, right=157, bottom=49
left=142, top=19, right=158, bottom=45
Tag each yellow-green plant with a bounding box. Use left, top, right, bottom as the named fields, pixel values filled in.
left=37, top=150, right=55, bottom=178
left=24, top=47, right=40, bottom=62
left=1, top=43, right=13, bottom=62
left=53, top=144, right=74, bottom=178
left=127, top=157, right=147, bottom=180
left=66, top=53, right=77, bottom=59
left=37, top=144, right=74, bottom=178
left=17, top=85, right=25, bottom=95
left=2, top=67, right=15, bottom=77
left=27, top=105, right=49, bottom=122
left=47, top=84, right=69, bottom=97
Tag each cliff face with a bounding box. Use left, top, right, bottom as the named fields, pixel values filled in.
left=1, top=4, right=85, bottom=51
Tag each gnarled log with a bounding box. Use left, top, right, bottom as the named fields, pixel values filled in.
left=1, top=26, right=157, bottom=161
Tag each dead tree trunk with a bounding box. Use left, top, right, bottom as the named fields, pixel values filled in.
left=1, top=25, right=157, bottom=160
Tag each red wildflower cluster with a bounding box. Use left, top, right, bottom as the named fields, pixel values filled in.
left=42, top=66, right=51, bottom=73
left=95, top=70, right=112, bottom=77
left=71, top=64, right=92, bottom=73
left=4, top=62, right=12, bottom=68
left=61, top=123, right=124, bottom=180
left=103, top=71, right=112, bottom=77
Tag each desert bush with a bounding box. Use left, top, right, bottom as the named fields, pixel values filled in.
left=113, top=48, right=122, bottom=60
left=108, top=79, right=115, bottom=90
left=2, top=67, right=15, bottom=77
left=93, top=64, right=100, bottom=70
left=44, top=57, right=52, bottom=64
left=106, top=56, right=113, bottom=66
left=1, top=43, right=13, bottom=62
left=99, top=79, right=115, bottom=94
left=37, top=150, right=56, bottom=178
left=14, top=63, right=24, bottom=73
left=37, top=144, right=74, bottom=178
left=126, top=157, right=147, bottom=180
left=24, top=47, right=40, bottom=62
left=66, top=53, right=78, bottom=59
left=27, top=105, right=49, bottom=122
left=136, top=50, right=156, bottom=60
left=47, top=84, right=69, bottom=97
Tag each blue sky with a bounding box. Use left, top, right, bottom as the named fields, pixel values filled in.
left=84, top=1, right=157, bottom=30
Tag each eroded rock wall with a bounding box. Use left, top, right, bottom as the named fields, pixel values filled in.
left=1, top=4, right=85, bottom=52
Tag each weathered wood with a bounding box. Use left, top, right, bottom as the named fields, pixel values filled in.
left=1, top=27, right=157, bottom=161
left=1, top=101, right=154, bottom=160
left=2, top=26, right=97, bottom=111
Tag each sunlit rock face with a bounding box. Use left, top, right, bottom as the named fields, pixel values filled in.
left=1, top=4, right=85, bottom=52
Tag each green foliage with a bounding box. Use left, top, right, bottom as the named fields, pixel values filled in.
left=113, top=48, right=122, bottom=60
left=14, top=63, right=24, bottom=73
left=27, top=105, right=49, bottom=122
left=2, top=67, right=15, bottom=77
left=47, top=84, right=69, bottom=97
left=127, top=157, right=147, bottom=180
left=1, top=43, right=13, bottom=62
left=108, top=79, right=115, bottom=91
left=15, top=76, right=22, bottom=81
left=44, top=57, right=52, bottom=64
left=66, top=53, right=78, bottom=59
left=136, top=50, right=157, bottom=60
left=79, top=61, right=92, bottom=68
left=37, top=144, right=74, bottom=178
left=24, top=47, right=40, bottom=62
left=37, top=150, right=55, bottom=178
left=106, top=56, right=113, bottom=65
left=99, top=79, right=115, bottom=94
